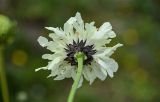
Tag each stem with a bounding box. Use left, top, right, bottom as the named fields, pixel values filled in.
left=67, top=52, right=84, bottom=102
left=0, top=45, right=10, bottom=102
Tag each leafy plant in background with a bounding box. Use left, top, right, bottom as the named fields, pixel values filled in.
left=36, top=12, right=122, bottom=102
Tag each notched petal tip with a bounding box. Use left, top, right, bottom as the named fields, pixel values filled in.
left=108, top=31, right=116, bottom=38
left=94, top=43, right=123, bottom=57
left=35, top=69, right=40, bottom=72
left=117, top=43, right=123, bottom=47
left=54, top=75, right=65, bottom=80
left=47, top=75, right=52, bottom=78
left=45, top=27, right=64, bottom=36
left=66, top=17, right=77, bottom=24
left=48, top=57, right=61, bottom=70
left=75, top=12, right=84, bottom=26
left=95, top=57, right=119, bottom=78
left=37, top=36, right=48, bottom=47
left=42, top=54, right=53, bottom=60
left=91, top=22, right=113, bottom=39
left=76, top=12, right=81, bottom=17
left=35, top=67, right=47, bottom=72
left=113, top=43, right=123, bottom=51
left=45, top=27, right=52, bottom=30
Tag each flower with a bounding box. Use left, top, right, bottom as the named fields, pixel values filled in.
left=36, top=12, right=123, bottom=87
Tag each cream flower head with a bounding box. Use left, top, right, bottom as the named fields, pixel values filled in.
left=36, top=12, right=123, bottom=87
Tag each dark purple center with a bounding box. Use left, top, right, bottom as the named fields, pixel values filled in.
left=64, top=39, right=96, bottom=66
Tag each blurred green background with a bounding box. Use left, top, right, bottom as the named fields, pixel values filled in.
left=0, top=0, right=160, bottom=102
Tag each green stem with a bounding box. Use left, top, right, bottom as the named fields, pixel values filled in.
left=0, top=45, right=10, bottom=102
left=67, top=52, right=84, bottom=102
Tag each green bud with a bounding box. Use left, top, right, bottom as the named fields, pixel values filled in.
left=0, top=15, right=12, bottom=36
left=0, top=15, right=15, bottom=45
